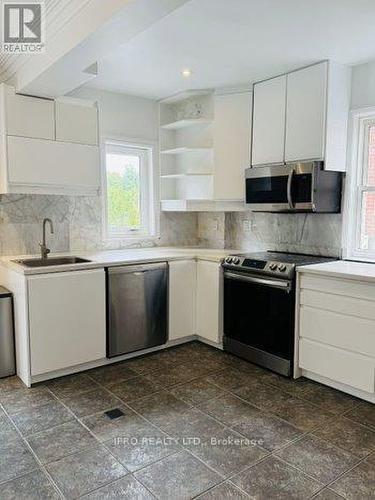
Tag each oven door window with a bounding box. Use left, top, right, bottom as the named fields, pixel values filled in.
left=246, top=176, right=289, bottom=204
left=224, top=276, right=295, bottom=360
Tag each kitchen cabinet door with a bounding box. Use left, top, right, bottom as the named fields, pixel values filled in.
left=5, top=88, right=54, bottom=140
left=196, top=260, right=222, bottom=344
left=56, top=101, right=98, bottom=145
left=213, top=91, right=252, bottom=200
left=252, top=75, right=286, bottom=166
left=7, top=136, right=100, bottom=194
left=169, top=260, right=196, bottom=340
left=28, top=269, right=106, bottom=376
left=285, top=62, right=327, bottom=162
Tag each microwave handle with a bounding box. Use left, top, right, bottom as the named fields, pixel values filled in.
left=287, top=169, right=294, bottom=209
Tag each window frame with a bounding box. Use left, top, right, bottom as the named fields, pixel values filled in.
left=101, top=137, right=159, bottom=242
left=344, top=107, right=375, bottom=262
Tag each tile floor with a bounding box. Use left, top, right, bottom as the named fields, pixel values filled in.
left=0, top=341, right=374, bottom=499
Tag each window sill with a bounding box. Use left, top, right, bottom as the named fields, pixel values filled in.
left=343, top=256, right=375, bottom=264
left=103, top=234, right=160, bottom=244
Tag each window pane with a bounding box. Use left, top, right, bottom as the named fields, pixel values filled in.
left=359, top=191, right=375, bottom=250
left=106, top=152, right=141, bottom=231
left=366, top=125, right=375, bottom=186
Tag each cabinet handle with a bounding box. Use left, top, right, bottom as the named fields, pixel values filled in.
left=287, top=169, right=294, bottom=209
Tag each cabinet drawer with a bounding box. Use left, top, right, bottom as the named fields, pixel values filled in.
left=300, top=289, right=375, bottom=321
left=6, top=90, right=54, bottom=140
left=300, top=305, right=375, bottom=357
left=299, top=338, right=375, bottom=393
left=300, top=274, right=375, bottom=301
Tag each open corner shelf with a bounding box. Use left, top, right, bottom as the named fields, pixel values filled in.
left=160, top=146, right=212, bottom=155
left=160, top=118, right=213, bottom=130
left=160, top=198, right=246, bottom=212
left=161, top=172, right=212, bottom=179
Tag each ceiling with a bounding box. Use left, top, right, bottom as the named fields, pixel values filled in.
left=88, top=0, right=375, bottom=99
left=0, top=0, right=81, bottom=83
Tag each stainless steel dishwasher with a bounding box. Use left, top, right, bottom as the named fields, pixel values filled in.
left=106, top=262, right=168, bottom=357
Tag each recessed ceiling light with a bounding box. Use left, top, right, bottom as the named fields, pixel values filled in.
left=182, top=69, right=193, bottom=78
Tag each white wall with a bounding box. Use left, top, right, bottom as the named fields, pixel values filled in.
left=64, top=86, right=199, bottom=251
left=69, top=86, right=159, bottom=141
left=351, top=61, right=375, bottom=109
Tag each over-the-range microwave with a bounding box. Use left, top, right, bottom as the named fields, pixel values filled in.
left=245, top=161, right=343, bottom=213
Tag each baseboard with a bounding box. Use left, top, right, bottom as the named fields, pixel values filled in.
left=196, top=336, right=223, bottom=350
left=302, top=369, right=375, bottom=404
left=30, top=335, right=199, bottom=385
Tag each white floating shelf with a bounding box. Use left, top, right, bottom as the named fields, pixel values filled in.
left=159, top=89, right=213, bottom=104
left=161, top=173, right=212, bottom=179
left=160, top=118, right=213, bottom=130
left=161, top=199, right=246, bottom=212
left=160, top=147, right=212, bottom=155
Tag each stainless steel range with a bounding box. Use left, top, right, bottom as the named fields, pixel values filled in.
left=222, top=251, right=336, bottom=377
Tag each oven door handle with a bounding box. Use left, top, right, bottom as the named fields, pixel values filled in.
left=224, top=271, right=292, bottom=292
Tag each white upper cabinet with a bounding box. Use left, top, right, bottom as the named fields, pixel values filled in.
left=0, top=84, right=100, bottom=195
left=4, top=86, right=54, bottom=140
left=213, top=91, right=252, bottom=200
left=56, top=100, right=98, bottom=145
left=285, top=62, right=327, bottom=163
left=251, top=62, right=350, bottom=171
left=7, top=136, right=100, bottom=193
left=252, top=75, right=286, bottom=167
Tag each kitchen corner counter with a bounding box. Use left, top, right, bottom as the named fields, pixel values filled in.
left=297, top=259, right=375, bottom=283
left=0, top=247, right=236, bottom=275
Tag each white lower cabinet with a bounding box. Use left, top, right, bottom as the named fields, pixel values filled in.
left=298, top=273, right=375, bottom=399
left=299, top=338, right=375, bottom=393
left=28, top=269, right=106, bottom=376
left=169, top=259, right=223, bottom=344
left=196, top=260, right=222, bottom=344
left=168, top=260, right=196, bottom=341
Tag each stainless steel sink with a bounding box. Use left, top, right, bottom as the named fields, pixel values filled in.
left=13, top=256, right=91, bottom=268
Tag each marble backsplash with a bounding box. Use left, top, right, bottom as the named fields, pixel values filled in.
left=0, top=194, right=342, bottom=257
left=197, top=211, right=343, bottom=257
left=0, top=194, right=199, bottom=256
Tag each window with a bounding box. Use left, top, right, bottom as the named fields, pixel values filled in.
left=103, top=141, right=156, bottom=239
left=345, top=109, right=375, bottom=261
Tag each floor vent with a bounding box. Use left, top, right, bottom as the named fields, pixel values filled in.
left=104, top=408, right=124, bottom=420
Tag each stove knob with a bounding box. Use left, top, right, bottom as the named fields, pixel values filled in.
left=225, top=257, right=233, bottom=264
left=232, top=257, right=240, bottom=265
left=269, top=263, right=277, bottom=271
left=278, top=264, right=287, bottom=272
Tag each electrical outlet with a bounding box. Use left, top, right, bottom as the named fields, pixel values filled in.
left=212, top=219, right=219, bottom=231
left=243, top=219, right=252, bottom=232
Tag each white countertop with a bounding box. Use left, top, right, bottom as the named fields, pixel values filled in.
left=298, top=259, right=375, bottom=283
left=0, top=247, right=236, bottom=275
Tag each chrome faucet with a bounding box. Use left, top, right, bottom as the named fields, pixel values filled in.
left=40, top=218, right=54, bottom=259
